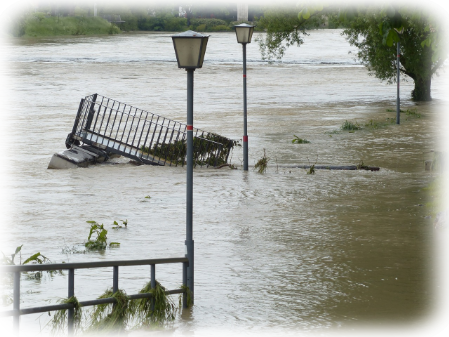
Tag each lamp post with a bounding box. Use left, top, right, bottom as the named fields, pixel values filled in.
left=234, top=23, right=254, bottom=171
left=394, top=27, right=403, bottom=125
left=172, top=30, right=209, bottom=305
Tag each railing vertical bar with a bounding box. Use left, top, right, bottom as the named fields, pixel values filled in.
left=113, top=266, right=119, bottom=293
left=115, top=104, right=127, bottom=144
left=147, top=116, right=160, bottom=161
left=104, top=101, right=116, bottom=148
left=130, top=109, right=144, bottom=151
left=108, top=102, right=120, bottom=141
left=13, top=271, right=20, bottom=331
left=142, top=114, right=155, bottom=160
left=92, top=95, right=106, bottom=133
left=135, top=111, right=149, bottom=156
left=151, top=264, right=155, bottom=311
left=182, top=262, right=188, bottom=308
left=68, top=268, right=75, bottom=336
left=125, top=107, right=137, bottom=148
left=85, top=93, right=98, bottom=130
left=120, top=105, right=133, bottom=145
left=96, top=98, right=110, bottom=141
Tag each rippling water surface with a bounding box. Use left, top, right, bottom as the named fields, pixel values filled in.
left=0, top=30, right=447, bottom=336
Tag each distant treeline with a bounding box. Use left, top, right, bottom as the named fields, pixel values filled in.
left=0, top=0, right=262, bottom=37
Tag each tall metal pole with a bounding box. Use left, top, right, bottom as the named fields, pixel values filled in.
left=396, top=41, right=400, bottom=125
left=186, top=68, right=194, bottom=304
left=242, top=43, right=248, bottom=171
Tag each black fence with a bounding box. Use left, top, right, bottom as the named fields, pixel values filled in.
left=0, top=257, right=189, bottom=335
left=66, top=94, right=237, bottom=167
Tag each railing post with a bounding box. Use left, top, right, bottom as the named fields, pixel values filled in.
left=13, top=271, right=20, bottom=332
left=68, top=268, right=74, bottom=336
left=113, top=266, right=119, bottom=293
left=85, top=93, right=98, bottom=130
left=150, top=264, right=155, bottom=311
left=182, top=261, right=188, bottom=308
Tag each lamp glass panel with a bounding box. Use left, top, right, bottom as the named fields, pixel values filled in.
left=198, top=37, right=209, bottom=68
left=173, top=38, right=202, bottom=68
left=235, top=27, right=250, bottom=43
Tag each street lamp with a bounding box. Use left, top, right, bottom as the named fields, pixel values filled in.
left=234, top=23, right=254, bottom=171
left=172, top=30, right=209, bottom=306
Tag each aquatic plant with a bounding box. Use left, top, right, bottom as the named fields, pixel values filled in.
left=341, top=120, right=362, bottom=131
left=0, top=245, right=50, bottom=266
left=431, top=150, right=449, bottom=173
left=255, top=149, right=270, bottom=173
left=112, top=220, right=127, bottom=229
left=292, top=135, right=310, bottom=144
left=85, top=221, right=120, bottom=250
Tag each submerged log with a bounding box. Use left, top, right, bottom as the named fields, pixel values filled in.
left=292, top=165, right=380, bottom=171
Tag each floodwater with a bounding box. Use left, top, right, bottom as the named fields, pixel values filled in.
left=0, top=30, right=448, bottom=336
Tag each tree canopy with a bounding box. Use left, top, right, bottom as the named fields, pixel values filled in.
left=258, top=4, right=447, bottom=101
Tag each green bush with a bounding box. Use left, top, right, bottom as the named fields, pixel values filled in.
left=211, top=25, right=231, bottom=31
left=196, top=24, right=206, bottom=31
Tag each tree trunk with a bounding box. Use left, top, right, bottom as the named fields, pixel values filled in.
left=412, top=76, right=432, bottom=101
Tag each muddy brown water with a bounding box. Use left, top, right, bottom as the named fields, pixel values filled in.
left=0, top=30, right=447, bottom=336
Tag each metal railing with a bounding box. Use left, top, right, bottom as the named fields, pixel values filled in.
left=0, top=257, right=189, bottom=335
left=66, top=94, right=235, bottom=167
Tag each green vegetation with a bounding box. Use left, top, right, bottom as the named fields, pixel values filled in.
left=89, top=289, right=130, bottom=332
left=257, top=4, right=446, bottom=101
left=426, top=172, right=449, bottom=216
left=0, top=245, right=50, bottom=266
left=141, top=134, right=238, bottom=167
left=51, top=296, right=82, bottom=335
left=130, top=281, right=177, bottom=327
left=431, top=150, right=449, bottom=173
left=292, top=135, right=310, bottom=144
left=49, top=281, right=183, bottom=333
left=85, top=221, right=120, bottom=250
left=341, top=120, right=362, bottom=131
left=112, top=219, right=128, bottom=229
left=255, top=149, right=270, bottom=174
left=10, top=12, right=120, bottom=37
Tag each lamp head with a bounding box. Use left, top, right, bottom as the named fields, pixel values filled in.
left=172, top=30, right=210, bottom=69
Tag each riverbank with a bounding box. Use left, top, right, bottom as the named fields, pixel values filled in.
left=9, top=14, right=120, bottom=38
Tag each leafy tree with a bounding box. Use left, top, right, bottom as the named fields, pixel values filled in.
left=258, top=4, right=446, bottom=101
left=296, top=0, right=449, bottom=61
left=342, top=5, right=446, bottom=101
left=0, top=0, right=34, bottom=37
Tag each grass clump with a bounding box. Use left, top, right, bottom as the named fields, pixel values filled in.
left=130, top=281, right=177, bottom=327
left=292, top=135, right=310, bottom=144
left=51, top=296, right=82, bottom=335
left=431, top=150, right=449, bottom=173
left=89, top=289, right=130, bottom=333
left=426, top=172, right=449, bottom=216
left=341, top=120, right=362, bottom=131
left=255, top=149, right=270, bottom=173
